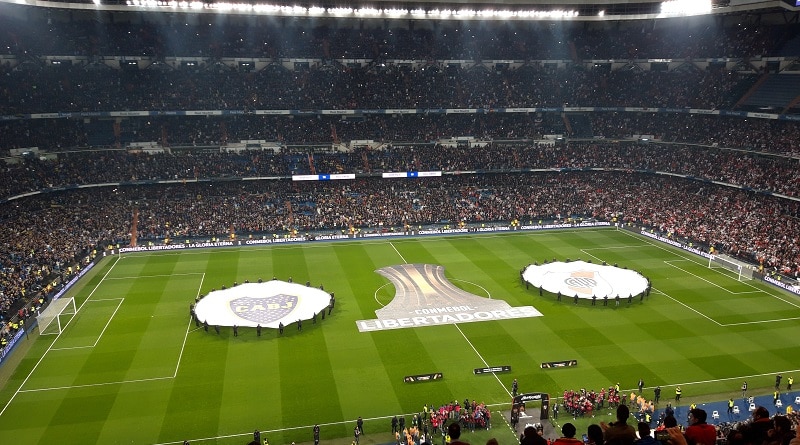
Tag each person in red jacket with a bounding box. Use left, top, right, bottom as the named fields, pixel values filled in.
left=684, top=409, right=716, bottom=445
left=553, top=423, right=584, bottom=445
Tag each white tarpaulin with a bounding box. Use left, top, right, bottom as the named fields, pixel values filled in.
left=193, top=281, right=331, bottom=328
left=522, top=260, right=647, bottom=299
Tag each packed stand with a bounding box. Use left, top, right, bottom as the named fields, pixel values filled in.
left=4, top=112, right=799, bottom=159
left=0, top=62, right=760, bottom=115
left=2, top=172, right=800, bottom=324
left=0, top=12, right=793, bottom=61
left=2, top=137, right=799, bottom=200
left=3, top=8, right=800, bottom=344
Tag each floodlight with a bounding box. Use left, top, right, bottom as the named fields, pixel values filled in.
left=661, top=0, right=712, bottom=15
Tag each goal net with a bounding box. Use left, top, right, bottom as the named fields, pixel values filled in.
left=37, top=297, right=77, bottom=335
left=708, top=254, right=754, bottom=281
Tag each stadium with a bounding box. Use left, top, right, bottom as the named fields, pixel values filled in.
left=0, top=0, right=799, bottom=444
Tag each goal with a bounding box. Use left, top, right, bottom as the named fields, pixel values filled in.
left=37, top=297, right=77, bottom=335
left=708, top=254, right=754, bottom=281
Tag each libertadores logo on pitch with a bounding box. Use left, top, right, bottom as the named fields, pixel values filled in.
left=356, top=263, right=542, bottom=332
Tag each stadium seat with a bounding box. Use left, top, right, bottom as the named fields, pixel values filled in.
left=749, top=403, right=756, bottom=412
left=712, top=410, right=719, bottom=420
left=733, top=406, right=740, bottom=415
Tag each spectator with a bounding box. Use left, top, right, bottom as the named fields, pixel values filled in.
left=684, top=409, right=716, bottom=445
left=602, top=405, right=637, bottom=445
left=634, top=422, right=658, bottom=445
left=554, top=423, right=583, bottom=445
left=521, top=425, right=547, bottom=445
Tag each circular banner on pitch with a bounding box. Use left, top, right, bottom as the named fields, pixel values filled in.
left=194, top=281, right=330, bottom=328
left=522, top=260, right=647, bottom=299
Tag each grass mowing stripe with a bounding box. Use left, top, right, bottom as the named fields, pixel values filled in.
left=44, top=386, right=118, bottom=445
left=327, top=244, right=405, bottom=423
left=272, top=245, right=310, bottom=286
left=99, top=379, right=177, bottom=444
left=277, top=324, right=344, bottom=441
left=2, top=229, right=800, bottom=445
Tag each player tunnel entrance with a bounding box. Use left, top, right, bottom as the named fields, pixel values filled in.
left=513, top=392, right=550, bottom=421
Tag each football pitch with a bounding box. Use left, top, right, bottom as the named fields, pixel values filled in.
left=1, top=227, right=799, bottom=445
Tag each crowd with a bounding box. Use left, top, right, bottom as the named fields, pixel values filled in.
left=0, top=12, right=790, bottom=61
left=1, top=9, right=799, bottom=445
left=1, top=171, right=799, bottom=329
left=528, top=403, right=800, bottom=445
left=2, top=7, right=791, bottom=118
left=4, top=112, right=800, bottom=161
left=2, top=1, right=800, bottom=356
left=1, top=139, right=799, bottom=201
left=587, top=114, right=800, bottom=156
left=0, top=63, right=764, bottom=115
left=561, top=387, right=623, bottom=418
left=383, top=399, right=492, bottom=445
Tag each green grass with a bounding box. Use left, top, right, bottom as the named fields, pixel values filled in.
left=1, top=227, right=799, bottom=445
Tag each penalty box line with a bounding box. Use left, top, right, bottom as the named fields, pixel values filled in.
left=0, top=255, right=121, bottom=416
left=14, top=265, right=204, bottom=397
left=654, top=285, right=800, bottom=327
left=615, top=230, right=800, bottom=318
left=662, top=258, right=800, bottom=311
left=49, top=298, right=125, bottom=351
left=663, top=260, right=763, bottom=296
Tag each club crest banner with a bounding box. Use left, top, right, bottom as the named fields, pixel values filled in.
left=229, top=294, right=299, bottom=325
left=194, top=281, right=329, bottom=328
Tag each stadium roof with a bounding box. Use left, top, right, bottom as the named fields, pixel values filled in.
left=0, top=0, right=796, bottom=20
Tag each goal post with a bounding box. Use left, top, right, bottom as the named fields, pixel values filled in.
left=708, top=254, right=754, bottom=281
left=37, top=297, right=77, bottom=335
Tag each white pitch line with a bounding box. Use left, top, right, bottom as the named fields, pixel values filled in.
left=389, top=242, right=408, bottom=264
left=663, top=261, right=745, bottom=295
left=453, top=323, right=512, bottom=398
left=156, top=402, right=520, bottom=445
left=654, top=288, right=723, bottom=326
left=174, top=273, right=206, bottom=377
left=582, top=245, right=652, bottom=251
left=151, top=413, right=432, bottom=445
left=662, top=261, right=800, bottom=306
left=91, top=298, right=124, bottom=346
left=18, top=376, right=175, bottom=394
left=119, top=227, right=615, bottom=262
left=632, top=367, right=800, bottom=392
left=580, top=244, right=656, bottom=265
left=451, top=278, right=492, bottom=300
left=497, top=409, right=524, bottom=441
left=580, top=249, right=605, bottom=263
left=653, top=276, right=800, bottom=327
left=105, top=272, right=205, bottom=280
left=720, top=315, right=800, bottom=327
left=50, top=298, right=125, bottom=351
left=50, top=345, right=94, bottom=351
left=7, top=267, right=207, bottom=398
left=654, top=279, right=800, bottom=328
left=617, top=229, right=800, bottom=308
left=373, top=283, right=391, bottom=308
left=0, top=255, right=123, bottom=417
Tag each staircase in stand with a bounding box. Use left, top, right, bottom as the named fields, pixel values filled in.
left=130, top=208, right=139, bottom=247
